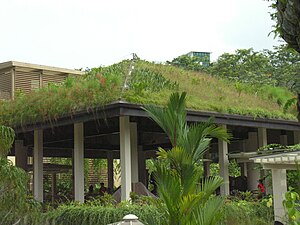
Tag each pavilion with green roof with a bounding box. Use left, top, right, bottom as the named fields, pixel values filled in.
left=1, top=59, right=299, bottom=204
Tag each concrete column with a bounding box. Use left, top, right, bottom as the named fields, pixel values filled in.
left=74, top=123, right=84, bottom=203
left=272, top=169, right=287, bottom=223
left=258, top=128, right=271, bottom=193
left=107, top=151, right=114, bottom=193
left=247, top=162, right=260, bottom=191
left=33, top=129, right=43, bottom=202
left=240, top=163, right=247, bottom=177
left=280, top=135, right=288, bottom=146
left=15, top=140, right=27, bottom=171
left=294, top=131, right=300, bottom=144
left=130, top=122, right=139, bottom=184
left=218, top=124, right=229, bottom=195
left=138, top=146, right=146, bottom=185
left=120, top=116, right=132, bottom=200
left=257, top=128, right=267, bottom=147
left=245, top=132, right=260, bottom=191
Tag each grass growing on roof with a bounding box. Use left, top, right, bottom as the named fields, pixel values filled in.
left=0, top=60, right=297, bottom=127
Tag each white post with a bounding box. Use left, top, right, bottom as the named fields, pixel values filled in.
left=74, top=123, right=84, bottom=203
left=130, top=122, right=139, bottom=184
left=272, top=169, right=287, bottom=223
left=120, top=116, right=132, bottom=201
left=218, top=124, right=229, bottom=195
left=107, top=151, right=114, bottom=192
left=15, top=140, right=27, bottom=171
left=34, top=129, right=43, bottom=202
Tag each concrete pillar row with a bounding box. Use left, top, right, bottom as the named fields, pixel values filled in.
left=120, top=116, right=132, bottom=201
left=218, top=124, right=230, bottom=196
left=74, top=123, right=84, bottom=203
left=33, top=129, right=43, bottom=202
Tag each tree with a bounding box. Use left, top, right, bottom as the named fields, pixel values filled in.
left=271, top=0, right=300, bottom=53
left=143, top=92, right=230, bottom=225
left=268, top=0, right=300, bottom=120
left=0, top=125, right=39, bottom=224
left=263, top=45, right=300, bottom=91
left=209, top=48, right=274, bottom=86
left=167, top=55, right=208, bottom=72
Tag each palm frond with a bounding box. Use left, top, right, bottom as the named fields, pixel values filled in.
left=198, top=176, right=223, bottom=203
left=192, top=196, right=224, bottom=225
left=143, top=92, right=187, bottom=147
left=0, top=126, right=15, bottom=158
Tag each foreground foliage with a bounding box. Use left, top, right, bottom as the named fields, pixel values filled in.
left=144, top=92, right=230, bottom=225
left=2, top=199, right=274, bottom=225
left=0, top=125, right=41, bottom=225
left=223, top=199, right=273, bottom=225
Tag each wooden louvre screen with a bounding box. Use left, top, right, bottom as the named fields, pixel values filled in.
left=42, top=73, right=67, bottom=87
left=0, top=69, right=12, bottom=99
left=15, top=70, right=40, bottom=94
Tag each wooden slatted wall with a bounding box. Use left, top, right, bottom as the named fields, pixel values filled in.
left=0, top=69, right=12, bottom=99
left=15, top=69, right=40, bottom=94
left=42, top=72, right=67, bottom=87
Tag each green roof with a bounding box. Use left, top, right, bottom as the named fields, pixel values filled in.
left=0, top=60, right=297, bottom=127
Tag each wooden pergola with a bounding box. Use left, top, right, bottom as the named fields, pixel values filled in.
left=251, top=150, right=300, bottom=224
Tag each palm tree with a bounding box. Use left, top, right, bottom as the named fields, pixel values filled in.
left=143, top=92, right=230, bottom=225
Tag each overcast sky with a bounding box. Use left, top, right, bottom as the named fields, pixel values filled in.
left=0, top=0, right=281, bottom=69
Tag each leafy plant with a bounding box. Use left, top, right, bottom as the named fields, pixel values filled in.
left=0, top=125, right=15, bottom=157
left=283, top=189, right=300, bottom=224
left=144, top=92, right=230, bottom=225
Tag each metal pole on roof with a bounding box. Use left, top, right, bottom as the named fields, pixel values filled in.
left=121, top=53, right=138, bottom=95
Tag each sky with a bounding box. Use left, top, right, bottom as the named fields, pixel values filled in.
left=0, top=0, right=281, bottom=70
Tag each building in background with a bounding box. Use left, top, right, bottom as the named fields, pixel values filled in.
left=0, top=61, right=84, bottom=100
left=186, top=51, right=211, bottom=67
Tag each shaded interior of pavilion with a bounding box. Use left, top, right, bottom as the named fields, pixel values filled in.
left=8, top=103, right=300, bottom=206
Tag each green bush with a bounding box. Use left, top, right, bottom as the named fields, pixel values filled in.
left=21, top=203, right=165, bottom=225
left=223, top=200, right=273, bottom=225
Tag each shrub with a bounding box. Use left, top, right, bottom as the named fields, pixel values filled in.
left=37, top=203, right=165, bottom=225
left=223, top=200, right=273, bottom=225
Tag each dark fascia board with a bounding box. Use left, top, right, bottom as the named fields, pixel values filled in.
left=14, top=101, right=300, bottom=133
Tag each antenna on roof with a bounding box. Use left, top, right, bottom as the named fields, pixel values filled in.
left=120, top=53, right=138, bottom=98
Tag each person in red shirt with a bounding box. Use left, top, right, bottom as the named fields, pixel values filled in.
left=257, top=179, right=265, bottom=199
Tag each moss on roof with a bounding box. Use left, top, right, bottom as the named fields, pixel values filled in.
left=0, top=60, right=297, bottom=127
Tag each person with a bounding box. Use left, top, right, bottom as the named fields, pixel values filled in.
left=99, top=182, right=107, bottom=196
left=85, top=184, right=95, bottom=200
left=257, top=179, right=265, bottom=199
